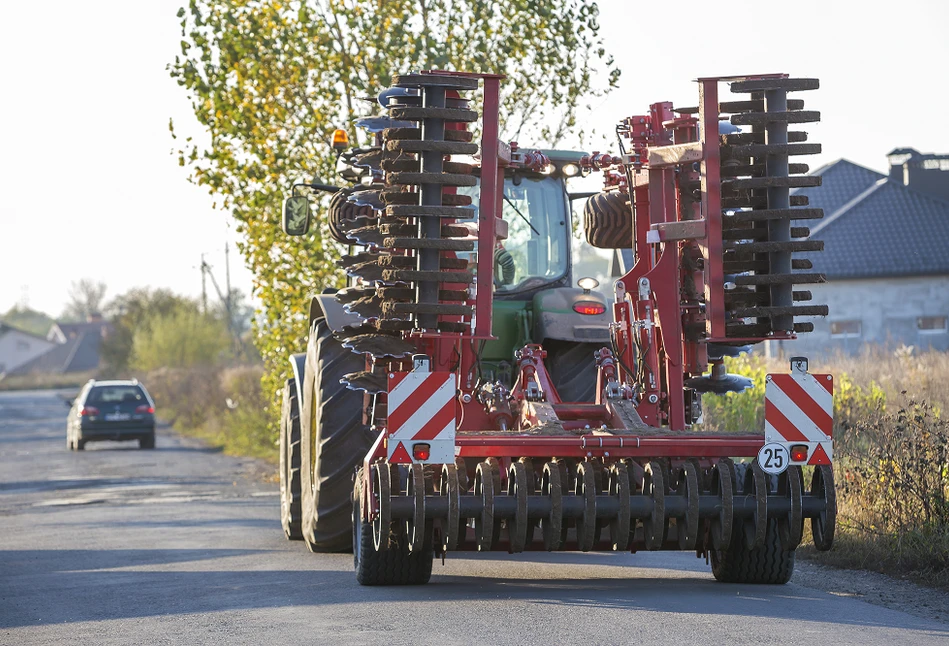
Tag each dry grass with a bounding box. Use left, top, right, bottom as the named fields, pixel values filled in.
left=146, top=364, right=275, bottom=464
left=704, top=346, right=949, bottom=587
left=0, top=370, right=97, bottom=392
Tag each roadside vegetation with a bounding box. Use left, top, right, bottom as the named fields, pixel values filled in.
left=101, top=288, right=271, bottom=461
left=702, top=348, right=949, bottom=588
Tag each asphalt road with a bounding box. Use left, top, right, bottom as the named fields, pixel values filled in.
left=1, top=389, right=947, bottom=646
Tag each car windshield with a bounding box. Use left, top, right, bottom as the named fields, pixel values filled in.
left=458, top=175, right=569, bottom=292
left=87, top=386, right=146, bottom=404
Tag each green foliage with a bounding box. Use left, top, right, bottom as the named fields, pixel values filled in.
left=699, top=354, right=887, bottom=434
left=101, top=288, right=199, bottom=373
left=169, top=0, right=619, bottom=430
left=131, top=308, right=231, bottom=372
left=698, top=355, right=768, bottom=432
left=1, top=306, right=54, bottom=338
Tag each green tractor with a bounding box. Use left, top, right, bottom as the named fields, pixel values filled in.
left=277, top=127, right=616, bottom=549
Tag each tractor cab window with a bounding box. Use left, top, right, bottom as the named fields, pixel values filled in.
left=459, top=175, right=569, bottom=292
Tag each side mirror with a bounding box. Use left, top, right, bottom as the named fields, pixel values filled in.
left=282, top=195, right=311, bottom=236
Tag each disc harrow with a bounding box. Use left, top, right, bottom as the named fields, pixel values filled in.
left=718, top=78, right=828, bottom=338
left=366, top=458, right=835, bottom=553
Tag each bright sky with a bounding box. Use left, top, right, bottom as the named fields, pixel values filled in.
left=2, top=0, right=947, bottom=316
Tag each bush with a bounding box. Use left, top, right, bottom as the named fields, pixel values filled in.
left=829, top=398, right=949, bottom=582
left=146, top=364, right=274, bottom=462
left=132, top=309, right=230, bottom=372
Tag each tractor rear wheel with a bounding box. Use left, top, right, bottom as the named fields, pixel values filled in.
left=545, top=340, right=600, bottom=402
left=711, top=463, right=795, bottom=584
left=300, top=319, right=376, bottom=552
left=280, top=379, right=303, bottom=540
left=584, top=191, right=633, bottom=249
left=353, top=468, right=433, bottom=586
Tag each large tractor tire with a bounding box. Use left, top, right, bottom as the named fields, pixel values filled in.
left=353, top=468, right=434, bottom=586
left=328, top=188, right=374, bottom=245
left=299, top=319, right=376, bottom=552
left=711, top=463, right=795, bottom=584
left=584, top=191, right=633, bottom=249
left=279, top=379, right=303, bottom=540
left=545, top=340, right=600, bottom=402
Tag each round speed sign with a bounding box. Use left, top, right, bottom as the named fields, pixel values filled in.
left=757, top=442, right=791, bottom=475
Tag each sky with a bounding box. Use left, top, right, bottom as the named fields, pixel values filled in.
left=1, top=0, right=947, bottom=316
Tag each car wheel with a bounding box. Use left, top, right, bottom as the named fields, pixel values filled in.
left=76, top=438, right=86, bottom=451
left=139, top=434, right=155, bottom=450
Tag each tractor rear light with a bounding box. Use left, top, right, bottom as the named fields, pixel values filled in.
left=412, top=443, right=431, bottom=461
left=80, top=406, right=99, bottom=417
left=573, top=302, right=606, bottom=315
left=790, top=444, right=809, bottom=462
left=136, top=405, right=155, bottom=414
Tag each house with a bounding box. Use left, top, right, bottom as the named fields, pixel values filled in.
left=771, top=148, right=949, bottom=355
left=0, top=323, right=56, bottom=375
left=8, top=314, right=113, bottom=375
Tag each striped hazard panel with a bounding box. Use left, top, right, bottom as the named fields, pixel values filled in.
left=386, top=371, right=456, bottom=464
left=765, top=371, right=834, bottom=465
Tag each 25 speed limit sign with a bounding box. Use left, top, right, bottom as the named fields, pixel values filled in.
left=757, top=442, right=790, bottom=475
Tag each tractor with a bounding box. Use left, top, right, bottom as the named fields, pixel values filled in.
left=278, top=71, right=836, bottom=586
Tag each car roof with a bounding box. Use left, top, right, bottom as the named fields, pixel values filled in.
left=88, top=379, right=142, bottom=387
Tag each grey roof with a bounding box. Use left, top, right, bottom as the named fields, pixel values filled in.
left=799, top=166, right=949, bottom=280
left=793, top=159, right=885, bottom=228
left=11, top=327, right=104, bottom=375
left=50, top=320, right=112, bottom=342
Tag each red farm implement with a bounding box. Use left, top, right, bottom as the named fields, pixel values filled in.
left=279, top=71, right=836, bottom=586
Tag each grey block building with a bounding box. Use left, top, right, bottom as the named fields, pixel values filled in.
left=771, top=148, right=949, bottom=356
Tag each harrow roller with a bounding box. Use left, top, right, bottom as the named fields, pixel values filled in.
left=366, top=458, right=833, bottom=553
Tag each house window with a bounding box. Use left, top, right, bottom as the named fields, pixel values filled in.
left=830, top=320, right=862, bottom=338
left=917, top=316, right=948, bottom=333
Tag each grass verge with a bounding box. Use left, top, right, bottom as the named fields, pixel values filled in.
left=145, top=365, right=276, bottom=464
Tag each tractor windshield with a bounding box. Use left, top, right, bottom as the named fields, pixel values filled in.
left=459, top=175, right=569, bottom=292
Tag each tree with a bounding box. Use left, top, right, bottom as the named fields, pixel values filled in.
left=100, top=288, right=200, bottom=373
left=170, top=1, right=619, bottom=422
left=131, top=308, right=231, bottom=372
left=61, top=279, right=107, bottom=322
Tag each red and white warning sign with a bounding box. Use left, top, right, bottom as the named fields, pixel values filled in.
left=386, top=371, right=457, bottom=464
left=764, top=360, right=834, bottom=468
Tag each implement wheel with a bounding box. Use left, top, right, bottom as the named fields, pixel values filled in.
left=300, top=319, right=376, bottom=552
left=279, top=379, right=303, bottom=540
left=353, top=468, right=433, bottom=586
left=711, top=463, right=795, bottom=584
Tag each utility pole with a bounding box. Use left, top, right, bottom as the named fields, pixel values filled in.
left=200, top=254, right=208, bottom=314
left=201, top=253, right=244, bottom=357
left=225, top=242, right=232, bottom=322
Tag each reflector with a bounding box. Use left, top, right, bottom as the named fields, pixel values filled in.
left=790, top=444, right=809, bottom=462
left=412, top=443, right=431, bottom=461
